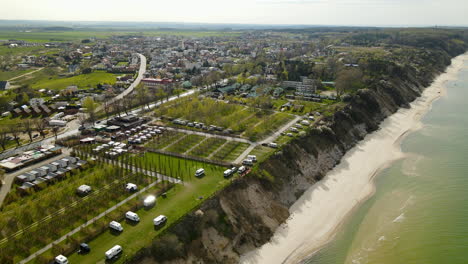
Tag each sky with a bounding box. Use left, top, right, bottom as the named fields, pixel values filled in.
left=0, top=0, right=467, bottom=27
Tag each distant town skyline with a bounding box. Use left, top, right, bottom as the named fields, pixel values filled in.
left=0, top=0, right=467, bottom=27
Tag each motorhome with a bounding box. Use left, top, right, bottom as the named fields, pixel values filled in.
left=109, top=221, right=123, bottom=232
left=195, top=168, right=205, bottom=177
left=105, top=245, right=122, bottom=260
left=125, top=211, right=140, bottom=222
left=153, top=215, right=167, bottom=226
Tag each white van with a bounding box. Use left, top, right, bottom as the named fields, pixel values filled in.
left=55, top=255, right=68, bottom=264
left=247, top=155, right=257, bottom=162
left=153, top=215, right=167, bottom=226
left=125, top=211, right=140, bottom=222
left=195, top=168, right=205, bottom=177
left=242, top=159, right=253, bottom=166
left=223, top=169, right=233, bottom=178
left=238, top=166, right=247, bottom=174
left=268, top=142, right=278, bottom=148
left=109, top=221, right=123, bottom=232
left=105, top=245, right=122, bottom=260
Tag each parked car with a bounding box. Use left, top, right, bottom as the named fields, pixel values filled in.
left=268, top=142, right=278, bottom=148
left=238, top=166, right=247, bottom=174
left=78, top=243, right=90, bottom=254
left=223, top=169, right=233, bottom=178
left=231, top=167, right=238, bottom=173
left=153, top=215, right=167, bottom=226
left=247, top=155, right=257, bottom=162
left=242, top=159, right=253, bottom=166
left=55, top=255, right=68, bottom=264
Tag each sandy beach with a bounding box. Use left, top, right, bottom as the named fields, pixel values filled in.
left=240, top=53, right=468, bottom=264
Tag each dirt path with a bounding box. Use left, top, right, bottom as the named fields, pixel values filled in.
left=7, top=67, right=44, bottom=81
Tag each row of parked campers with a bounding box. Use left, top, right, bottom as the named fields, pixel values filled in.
left=109, top=213, right=168, bottom=231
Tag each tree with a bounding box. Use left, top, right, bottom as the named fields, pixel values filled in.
left=335, top=68, right=364, bottom=96
left=0, top=127, right=9, bottom=151
left=9, top=125, right=21, bottom=146
left=35, top=118, right=48, bottom=139
left=52, top=126, right=60, bottom=140
left=82, top=97, right=98, bottom=124
left=23, top=119, right=35, bottom=143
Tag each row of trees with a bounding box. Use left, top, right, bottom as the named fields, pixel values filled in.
left=0, top=119, right=60, bottom=151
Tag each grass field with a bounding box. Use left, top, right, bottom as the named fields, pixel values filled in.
left=212, top=141, right=250, bottom=162
left=248, top=145, right=274, bottom=163
left=187, top=137, right=227, bottom=158
left=165, top=134, right=205, bottom=154
left=0, top=68, right=35, bottom=80
left=66, top=155, right=229, bottom=264
left=243, top=112, right=295, bottom=141
left=0, top=30, right=242, bottom=43
left=145, top=131, right=184, bottom=150
left=24, top=71, right=118, bottom=90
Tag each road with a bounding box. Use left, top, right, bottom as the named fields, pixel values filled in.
left=7, top=67, right=44, bottom=81
left=234, top=115, right=301, bottom=164
left=0, top=148, right=72, bottom=207
left=96, top=53, right=147, bottom=112
left=18, top=179, right=161, bottom=264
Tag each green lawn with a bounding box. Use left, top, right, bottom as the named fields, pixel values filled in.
left=243, top=112, right=295, bottom=141
left=248, top=145, right=274, bottom=163
left=0, top=69, right=35, bottom=80
left=165, top=134, right=205, bottom=154
left=145, top=131, right=184, bottom=150
left=28, top=71, right=117, bottom=90
left=188, top=137, right=227, bottom=158
left=67, top=157, right=229, bottom=264
left=212, top=141, right=250, bottom=162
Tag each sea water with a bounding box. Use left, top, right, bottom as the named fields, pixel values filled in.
left=304, top=60, right=468, bottom=264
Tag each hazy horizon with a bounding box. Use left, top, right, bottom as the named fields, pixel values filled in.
left=1, top=0, right=467, bottom=27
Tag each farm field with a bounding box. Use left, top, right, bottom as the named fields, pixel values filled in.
left=0, top=30, right=241, bottom=43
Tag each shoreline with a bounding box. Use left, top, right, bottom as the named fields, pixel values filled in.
left=240, top=53, right=468, bottom=264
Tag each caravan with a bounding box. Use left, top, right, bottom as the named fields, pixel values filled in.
left=125, top=211, right=140, bottom=222
left=109, top=221, right=123, bottom=232
left=105, top=245, right=122, bottom=260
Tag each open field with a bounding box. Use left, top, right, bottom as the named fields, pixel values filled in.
left=248, top=145, right=274, bottom=163
left=0, top=163, right=154, bottom=263
left=0, top=69, right=34, bottom=80
left=0, top=30, right=242, bottom=43
left=17, top=70, right=118, bottom=90
left=64, top=155, right=230, bottom=264
left=145, top=131, right=185, bottom=150
left=188, top=137, right=227, bottom=158
left=243, top=112, right=295, bottom=141
left=165, top=134, right=205, bottom=154
left=212, top=141, right=250, bottom=162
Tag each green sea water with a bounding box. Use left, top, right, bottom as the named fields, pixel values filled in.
left=305, top=62, right=468, bottom=264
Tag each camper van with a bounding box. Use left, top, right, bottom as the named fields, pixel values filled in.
left=242, top=159, right=253, bottom=166
left=247, top=155, right=257, bottom=162
left=109, top=221, right=123, bottom=232
left=153, top=215, right=167, bottom=226
left=125, top=211, right=140, bottom=222
left=195, top=168, right=205, bottom=177
left=126, top=183, right=138, bottom=192
left=223, top=169, right=233, bottom=178
left=105, top=245, right=122, bottom=260
left=55, top=255, right=68, bottom=264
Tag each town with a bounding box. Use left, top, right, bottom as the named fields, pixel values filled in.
left=0, top=25, right=455, bottom=264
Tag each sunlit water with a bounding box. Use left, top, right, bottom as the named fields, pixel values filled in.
left=304, top=62, right=468, bottom=264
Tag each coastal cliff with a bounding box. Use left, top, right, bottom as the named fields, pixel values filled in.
left=129, top=47, right=465, bottom=264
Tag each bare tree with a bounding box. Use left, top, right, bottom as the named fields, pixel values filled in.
left=23, top=119, right=35, bottom=143
left=77, top=113, right=87, bottom=127
left=52, top=126, right=60, bottom=140
left=35, top=118, right=48, bottom=139
left=103, top=100, right=112, bottom=119
left=9, top=126, right=21, bottom=146
left=0, top=127, right=9, bottom=151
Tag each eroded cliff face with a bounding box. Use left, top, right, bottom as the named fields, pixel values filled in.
left=131, top=50, right=460, bottom=264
